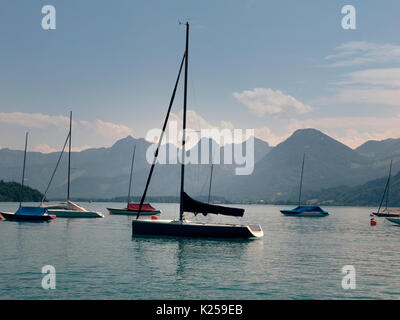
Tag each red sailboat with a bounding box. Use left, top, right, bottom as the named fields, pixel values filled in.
left=107, top=145, right=161, bottom=216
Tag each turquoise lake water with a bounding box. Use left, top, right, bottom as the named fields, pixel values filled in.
left=1, top=202, right=399, bottom=300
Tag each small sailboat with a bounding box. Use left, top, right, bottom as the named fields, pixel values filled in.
left=0, top=133, right=56, bottom=222
left=373, top=160, right=400, bottom=217
left=107, top=145, right=161, bottom=216
left=41, top=112, right=104, bottom=218
left=386, top=217, right=400, bottom=225
left=280, top=153, right=328, bottom=217
left=132, top=22, right=263, bottom=239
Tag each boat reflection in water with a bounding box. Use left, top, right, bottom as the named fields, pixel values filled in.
left=131, top=235, right=264, bottom=277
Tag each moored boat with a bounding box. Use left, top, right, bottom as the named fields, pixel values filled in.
left=108, top=203, right=160, bottom=215
left=373, top=209, right=400, bottom=218
left=280, top=153, right=328, bottom=217
left=43, top=200, right=103, bottom=218
left=107, top=145, right=160, bottom=216
left=386, top=217, right=400, bottom=225
left=132, top=22, right=263, bottom=239
left=40, top=112, right=103, bottom=218
left=280, top=205, right=328, bottom=217
left=372, top=160, right=400, bottom=217
left=1, top=206, right=55, bottom=222
left=132, top=219, right=263, bottom=238
left=1, top=133, right=56, bottom=222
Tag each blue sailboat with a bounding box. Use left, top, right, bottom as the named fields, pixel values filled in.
left=280, top=153, right=328, bottom=217
left=0, top=133, right=56, bottom=222
left=1, top=206, right=55, bottom=222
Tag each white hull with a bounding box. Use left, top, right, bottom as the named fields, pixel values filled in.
left=42, top=201, right=104, bottom=218
left=46, top=209, right=104, bottom=218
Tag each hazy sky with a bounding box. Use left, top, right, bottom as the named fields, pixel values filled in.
left=1, top=0, right=399, bottom=152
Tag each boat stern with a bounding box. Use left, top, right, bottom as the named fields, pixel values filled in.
left=247, top=224, right=264, bottom=238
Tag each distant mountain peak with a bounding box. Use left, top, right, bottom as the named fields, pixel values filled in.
left=292, top=128, right=325, bottom=137
left=111, top=135, right=140, bottom=149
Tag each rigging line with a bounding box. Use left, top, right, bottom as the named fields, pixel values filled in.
left=377, top=177, right=390, bottom=213
left=386, top=160, right=393, bottom=210
left=207, top=164, right=214, bottom=204
left=127, top=145, right=136, bottom=207
left=198, top=138, right=217, bottom=199
left=136, top=52, right=186, bottom=220
left=298, top=153, right=306, bottom=207
left=189, top=58, right=199, bottom=110
left=207, top=139, right=217, bottom=204
left=19, top=132, right=28, bottom=207
left=40, top=132, right=70, bottom=206
left=67, top=111, right=72, bottom=201
left=377, top=160, right=392, bottom=213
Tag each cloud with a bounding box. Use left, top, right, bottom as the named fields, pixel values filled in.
left=233, top=88, right=313, bottom=117
left=314, top=68, right=400, bottom=107
left=254, top=127, right=289, bottom=146
left=147, top=109, right=259, bottom=148
left=336, top=68, right=400, bottom=88
left=324, top=41, right=400, bottom=67
left=314, top=88, right=400, bottom=107
left=32, top=144, right=57, bottom=153
left=92, top=119, right=133, bottom=139
left=0, top=112, right=69, bottom=129
left=0, top=112, right=133, bottom=151
left=0, top=112, right=133, bottom=139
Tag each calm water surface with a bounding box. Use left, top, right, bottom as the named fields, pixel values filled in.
left=1, top=202, right=399, bottom=299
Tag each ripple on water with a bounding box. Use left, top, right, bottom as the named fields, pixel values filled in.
left=1, top=203, right=400, bottom=299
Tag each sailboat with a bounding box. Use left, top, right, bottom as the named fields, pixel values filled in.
left=131, top=22, right=263, bottom=239
left=0, top=133, right=56, bottom=221
left=373, top=160, right=400, bottom=217
left=41, top=112, right=104, bottom=218
left=107, top=145, right=161, bottom=215
left=280, top=153, right=328, bottom=217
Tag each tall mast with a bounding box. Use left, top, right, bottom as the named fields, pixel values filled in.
left=67, top=111, right=72, bottom=201
left=127, top=145, right=136, bottom=207
left=385, top=159, right=393, bottom=210
left=208, top=164, right=214, bottom=204
left=207, top=137, right=214, bottom=204
left=377, top=160, right=393, bottom=213
left=298, top=153, right=305, bottom=207
left=19, top=132, right=28, bottom=207
left=179, top=22, right=189, bottom=222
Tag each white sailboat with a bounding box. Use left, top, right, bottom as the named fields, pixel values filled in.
left=132, top=22, right=263, bottom=239
left=373, top=160, right=400, bottom=217
left=41, top=111, right=104, bottom=218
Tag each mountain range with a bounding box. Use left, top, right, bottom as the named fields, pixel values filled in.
left=0, top=128, right=399, bottom=204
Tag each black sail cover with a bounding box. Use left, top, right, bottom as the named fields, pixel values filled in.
left=182, top=192, right=244, bottom=217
